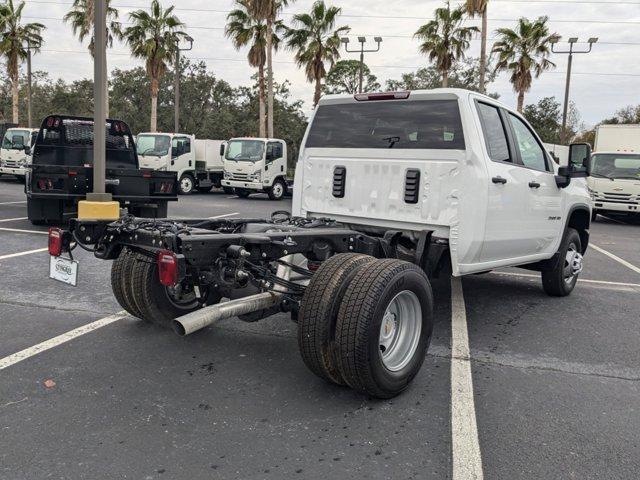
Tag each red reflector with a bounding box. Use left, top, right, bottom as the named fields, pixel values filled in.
left=68, top=171, right=77, bottom=177
left=354, top=91, right=410, bottom=101
left=157, top=250, right=178, bottom=286
left=143, top=171, right=152, bottom=178
left=48, top=228, right=63, bottom=256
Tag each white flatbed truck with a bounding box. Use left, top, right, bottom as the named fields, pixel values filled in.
left=51, top=89, right=592, bottom=399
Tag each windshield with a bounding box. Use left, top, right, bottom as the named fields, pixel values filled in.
left=137, top=134, right=171, bottom=157
left=2, top=130, right=30, bottom=150
left=591, top=153, right=640, bottom=180
left=225, top=140, right=265, bottom=162
left=305, top=99, right=465, bottom=149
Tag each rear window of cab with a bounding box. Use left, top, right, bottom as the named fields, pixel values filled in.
left=305, top=99, right=465, bottom=150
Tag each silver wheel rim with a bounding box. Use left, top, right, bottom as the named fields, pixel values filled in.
left=563, top=242, right=583, bottom=285
left=272, top=183, right=283, bottom=198
left=378, top=290, right=422, bottom=372
left=181, top=177, right=193, bottom=193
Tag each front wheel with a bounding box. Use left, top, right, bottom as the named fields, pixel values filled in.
left=541, top=228, right=583, bottom=297
left=235, top=189, right=251, bottom=198
left=267, top=179, right=286, bottom=200
left=178, top=174, right=195, bottom=195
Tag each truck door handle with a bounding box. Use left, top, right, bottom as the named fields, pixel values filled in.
left=492, top=176, right=507, bottom=184
left=528, top=181, right=541, bottom=189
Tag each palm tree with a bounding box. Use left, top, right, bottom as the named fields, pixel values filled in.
left=414, top=1, right=477, bottom=88
left=285, top=0, right=349, bottom=107
left=63, top=0, right=122, bottom=115
left=492, top=16, right=555, bottom=112
left=465, top=0, right=488, bottom=94
left=0, top=0, right=45, bottom=124
left=225, top=1, right=284, bottom=137
left=124, top=0, right=187, bottom=132
left=246, top=0, right=290, bottom=138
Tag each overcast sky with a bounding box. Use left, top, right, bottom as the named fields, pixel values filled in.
left=16, top=0, right=640, bottom=126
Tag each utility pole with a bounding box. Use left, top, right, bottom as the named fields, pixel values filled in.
left=26, top=42, right=33, bottom=129
left=78, top=0, right=118, bottom=220
left=341, top=36, right=383, bottom=93
left=174, top=35, right=194, bottom=133
left=550, top=36, right=598, bottom=144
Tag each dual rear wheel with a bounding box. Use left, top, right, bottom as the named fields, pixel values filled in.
left=298, top=253, right=434, bottom=398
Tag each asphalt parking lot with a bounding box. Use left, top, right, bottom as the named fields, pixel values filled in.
left=1, top=176, right=639, bottom=479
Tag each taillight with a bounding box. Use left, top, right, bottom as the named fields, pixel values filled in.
left=48, top=228, right=63, bottom=256
left=158, top=181, right=173, bottom=194
left=157, top=250, right=178, bottom=286
left=354, top=91, right=410, bottom=101
left=37, top=178, right=53, bottom=190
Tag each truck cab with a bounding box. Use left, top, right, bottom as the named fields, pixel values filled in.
left=588, top=124, right=640, bottom=220
left=137, top=132, right=225, bottom=194
left=0, top=127, right=39, bottom=181
left=221, top=137, right=290, bottom=200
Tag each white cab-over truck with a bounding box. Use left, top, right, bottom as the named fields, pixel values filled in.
left=51, top=89, right=592, bottom=399
left=136, top=133, right=225, bottom=195
left=0, top=127, right=38, bottom=181
left=588, top=124, right=640, bottom=220
left=221, top=137, right=291, bottom=200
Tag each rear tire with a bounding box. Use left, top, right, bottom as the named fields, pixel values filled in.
left=541, top=228, right=583, bottom=297
left=178, top=174, right=195, bottom=195
left=130, top=257, right=214, bottom=328
left=335, top=259, right=434, bottom=398
left=298, top=253, right=375, bottom=385
left=110, top=248, right=143, bottom=318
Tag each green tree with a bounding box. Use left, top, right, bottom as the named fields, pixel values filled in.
left=0, top=0, right=45, bottom=124
left=464, top=0, right=488, bottom=94
left=385, top=58, right=497, bottom=96
left=285, top=0, right=350, bottom=106
left=414, top=1, right=477, bottom=88
left=246, top=0, right=290, bottom=138
left=225, top=0, right=284, bottom=137
left=323, top=59, right=380, bottom=94
left=63, top=0, right=122, bottom=115
left=602, top=104, right=640, bottom=124
left=124, top=0, right=187, bottom=132
left=492, top=16, right=555, bottom=112
left=524, top=96, right=581, bottom=144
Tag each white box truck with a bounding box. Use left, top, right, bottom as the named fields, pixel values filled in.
left=136, top=133, right=226, bottom=194
left=0, top=127, right=39, bottom=181
left=588, top=124, right=640, bottom=220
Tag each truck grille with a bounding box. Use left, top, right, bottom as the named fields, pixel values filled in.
left=600, top=192, right=639, bottom=205
left=229, top=172, right=250, bottom=181
left=3, top=160, right=20, bottom=167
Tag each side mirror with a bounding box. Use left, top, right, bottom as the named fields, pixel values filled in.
left=171, top=146, right=178, bottom=157
left=219, top=144, right=225, bottom=156
left=25, top=146, right=31, bottom=155
left=569, top=142, right=591, bottom=173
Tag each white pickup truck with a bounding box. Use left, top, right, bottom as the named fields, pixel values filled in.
left=588, top=124, right=640, bottom=220
left=136, top=133, right=226, bottom=195
left=54, top=88, right=592, bottom=399
left=221, top=137, right=291, bottom=200
left=0, top=127, right=38, bottom=181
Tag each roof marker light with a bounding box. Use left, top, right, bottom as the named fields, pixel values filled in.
left=354, top=91, right=410, bottom=102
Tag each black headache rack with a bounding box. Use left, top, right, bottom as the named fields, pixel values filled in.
left=28, top=115, right=177, bottom=223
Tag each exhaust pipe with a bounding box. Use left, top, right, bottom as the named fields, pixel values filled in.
left=173, top=292, right=283, bottom=336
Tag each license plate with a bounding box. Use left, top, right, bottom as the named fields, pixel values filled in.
left=49, top=256, right=79, bottom=286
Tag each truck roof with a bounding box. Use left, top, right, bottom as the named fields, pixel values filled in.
left=228, top=137, right=284, bottom=142
left=318, top=88, right=505, bottom=107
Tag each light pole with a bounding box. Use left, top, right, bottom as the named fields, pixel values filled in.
left=174, top=35, right=194, bottom=133
left=24, top=39, right=42, bottom=129
left=341, top=36, right=382, bottom=93
left=550, top=35, right=598, bottom=143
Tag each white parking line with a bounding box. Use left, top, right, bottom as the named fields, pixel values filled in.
left=208, top=212, right=239, bottom=219
left=591, top=243, right=640, bottom=276
left=491, top=271, right=640, bottom=289
left=0, top=227, right=47, bottom=235
left=0, top=217, right=28, bottom=223
left=450, top=277, right=484, bottom=480
left=0, top=312, right=128, bottom=371
left=0, top=248, right=48, bottom=261
left=0, top=201, right=27, bottom=205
